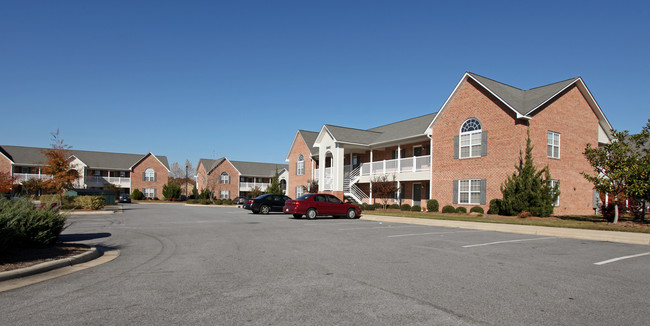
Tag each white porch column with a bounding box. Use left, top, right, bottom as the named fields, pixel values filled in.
left=397, top=144, right=401, bottom=174
left=369, top=148, right=373, bottom=203
left=333, top=144, right=345, bottom=191
left=369, top=150, right=373, bottom=176
left=318, top=145, right=326, bottom=192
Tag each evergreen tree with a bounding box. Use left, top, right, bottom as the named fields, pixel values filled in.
left=265, top=168, right=284, bottom=194
left=500, top=130, right=559, bottom=217
left=162, top=180, right=181, bottom=200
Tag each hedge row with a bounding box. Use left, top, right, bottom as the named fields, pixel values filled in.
left=40, top=195, right=105, bottom=210
left=0, top=198, right=67, bottom=253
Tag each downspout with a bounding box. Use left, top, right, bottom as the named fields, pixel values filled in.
left=426, top=130, right=433, bottom=201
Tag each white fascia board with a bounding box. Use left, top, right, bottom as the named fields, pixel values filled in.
left=525, top=79, right=578, bottom=116
left=129, top=152, right=169, bottom=172
left=337, top=141, right=371, bottom=147
left=466, top=74, right=526, bottom=119
left=428, top=73, right=470, bottom=130
left=223, top=158, right=242, bottom=176
left=314, top=125, right=336, bottom=147
left=285, top=131, right=302, bottom=162
left=0, top=150, right=14, bottom=164
left=67, top=155, right=88, bottom=167
left=369, top=134, right=430, bottom=147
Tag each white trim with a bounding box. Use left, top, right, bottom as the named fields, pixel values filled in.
left=428, top=73, right=470, bottom=130
left=467, top=74, right=525, bottom=119
left=130, top=152, right=170, bottom=172
left=0, top=149, right=14, bottom=163
left=525, top=80, right=577, bottom=116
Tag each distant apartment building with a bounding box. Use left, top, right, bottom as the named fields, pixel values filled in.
left=196, top=158, right=288, bottom=199
left=286, top=72, right=614, bottom=215
left=0, top=145, right=170, bottom=198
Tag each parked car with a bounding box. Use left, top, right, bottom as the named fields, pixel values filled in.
left=250, top=194, right=292, bottom=214
left=283, top=193, right=361, bottom=219
left=118, top=194, right=131, bottom=203
left=243, top=198, right=254, bottom=210
left=233, top=196, right=249, bottom=205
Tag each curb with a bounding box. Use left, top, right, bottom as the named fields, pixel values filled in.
left=0, top=247, right=101, bottom=282
left=361, top=215, right=650, bottom=246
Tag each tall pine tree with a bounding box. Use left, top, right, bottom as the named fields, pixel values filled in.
left=500, top=130, right=559, bottom=217
left=265, top=168, right=284, bottom=195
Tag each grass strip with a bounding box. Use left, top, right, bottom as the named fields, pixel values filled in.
left=364, top=210, right=650, bottom=234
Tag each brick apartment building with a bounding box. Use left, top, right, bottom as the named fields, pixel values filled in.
left=196, top=158, right=288, bottom=199
left=0, top=145, right=170, bottom=198
left=286, top=72, right=613, bottom=215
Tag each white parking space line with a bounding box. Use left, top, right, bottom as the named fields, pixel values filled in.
left=594, top=252, right=650, bottom=265
left=339, top=225, right=427, bottom=231
left=388, top=230, right=486, bottom=238
left=462, top=237, right=556, bottom=248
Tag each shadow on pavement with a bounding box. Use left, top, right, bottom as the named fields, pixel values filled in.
left=59, top=232, right=112, bottom=242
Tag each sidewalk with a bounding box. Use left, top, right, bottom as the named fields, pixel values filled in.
left=361, top=215, right=650, bottom=246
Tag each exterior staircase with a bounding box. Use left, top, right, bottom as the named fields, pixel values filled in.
left=344, top=166, right=368, bottom=204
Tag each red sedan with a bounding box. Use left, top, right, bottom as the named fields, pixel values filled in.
left=284, top=193, right=362, bottom=219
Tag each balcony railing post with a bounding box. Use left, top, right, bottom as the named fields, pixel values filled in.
left=413, top=156, right=416, bottom=172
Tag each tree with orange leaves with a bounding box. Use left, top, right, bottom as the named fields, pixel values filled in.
left=42, top=129, right=79, bottom=205
left=0, top=171, right=16, bottom=194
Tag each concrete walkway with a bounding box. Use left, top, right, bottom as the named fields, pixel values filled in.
left=361, top=214, right=650, bottom=246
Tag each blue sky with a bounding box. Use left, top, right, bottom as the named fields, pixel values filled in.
left=1, top=0, right=648, bottom=170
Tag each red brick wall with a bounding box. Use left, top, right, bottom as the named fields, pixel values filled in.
left=196, top=162, right=209, bottom=192
left=0, top=155, right=12, bottom=176
left=287, top=133, right=315, bottom=198
left=131, top=154, right=169, bottom=199
left=431, top=79, right=601, bottom=215
left=209, top=160, right=239, bottom=199
left=432, top=79, right=530, bottom=212
left=527, top=85, right=600, bottom=215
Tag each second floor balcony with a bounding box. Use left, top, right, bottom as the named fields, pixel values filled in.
left=85, top=176, right=131, bottom=188
left=240, top=182, right=271, bottom=192
left=14, top=173, right=53, bottom=183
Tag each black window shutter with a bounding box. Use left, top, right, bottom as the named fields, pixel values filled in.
left=153, top=188, right=156, bottom=198
left=481, top=131, right=488, bottom=157
left=154, top=172, right=157, bottom=182
left=480, top=179, right=487, bottom=205
left=452, top=180, right=458, bottom=204
left=453, top=136, right=459, bottom=159
left=142, top=172, right=145, bottom=181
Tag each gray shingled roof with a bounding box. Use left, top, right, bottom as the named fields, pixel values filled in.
left=230, top=161, right=288, bottom=177
left=198, top=157, right=225, bottom=173
left=468, top=73, right=579, bottom=116
left=321, top=113, right=438, bottom=146
left=297, top=130, right=319, bottom=156
left=0, top=145, right=169, bottom=170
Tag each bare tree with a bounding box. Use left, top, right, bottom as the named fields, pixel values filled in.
left=372, top=175, right=400, bottom=210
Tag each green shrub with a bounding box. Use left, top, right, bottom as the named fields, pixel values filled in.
left=411, top=205, right=421, bottom=212
left=0, top=197, right=67, bottom=253
left=488, top=199, right=501, bottom=215
left=361, top=203, right=375, bottom=211
left=162, top=181, right=181, bottom=200
left=215, top=199, right=223, bottom=205
left=131, top=189, right=144, bottom=200
left=470, top=206, right=484, bottom=214
left=389, top=204, right=400, bottom=209
left=74, top=196, right=105, bottom=210
left=373, top=203, right=383, bottom=209
left=400, top=204, right=411, bottom=211
left=187, top=199, right=199, bottom=204
left=224, top=199, right=234, bottom=205
left=427, top=199, right=439, bottom=212
left=39, top=195, right=76, bottom=208
left=442, top=205, right=456, bottom=213
left=153, top=197, right=159, bottom=201
left=201, top=200, right=210, bottom=205
left=455, top=207, right=467, bottom=214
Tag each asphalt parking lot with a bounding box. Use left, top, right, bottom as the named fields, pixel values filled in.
left=1, top=204, right=648, bottom=325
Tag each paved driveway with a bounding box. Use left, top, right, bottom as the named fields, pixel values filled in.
left=1, top=204, right=648, bottom=325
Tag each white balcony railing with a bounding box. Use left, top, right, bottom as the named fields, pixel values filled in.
left=360, top=155, right=431, bottom=176
left=85, top=176, right=131, bottom=187
left=14, top=173, right=53, bottom=183
left=240, top=182, right=271, bottom=191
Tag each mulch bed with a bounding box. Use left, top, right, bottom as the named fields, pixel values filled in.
left=0, top=244, right=91, bottom=272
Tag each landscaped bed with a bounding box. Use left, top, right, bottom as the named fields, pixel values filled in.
left=364, top=209, right=650, bottom=233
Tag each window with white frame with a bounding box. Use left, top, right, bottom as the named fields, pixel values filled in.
left=144, top=168, right=155, bottom=181
left=296, top=186, right=304, bottom=198
left=220, top=172, right=230, bottom=184
left=548, top=131, right=560, bottom=159
left=219, top=190, right=230, bottom=199
left=459, top=179, right=481, bottom=204
left=550, top=180, right=560, bottom=206
left=297, top=154, right=305, bottom=175
left=459, top=118, right=482, bottom=158
left=144, top=188, right=155, bottom=198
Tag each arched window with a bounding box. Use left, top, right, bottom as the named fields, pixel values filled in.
left=296, top=154, right=305, bottom=175
left=458, top=118, right=484, bottom=158
left=144, top=168, right=156, bottom=181
left=220, top=172, right=230, bottom=184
